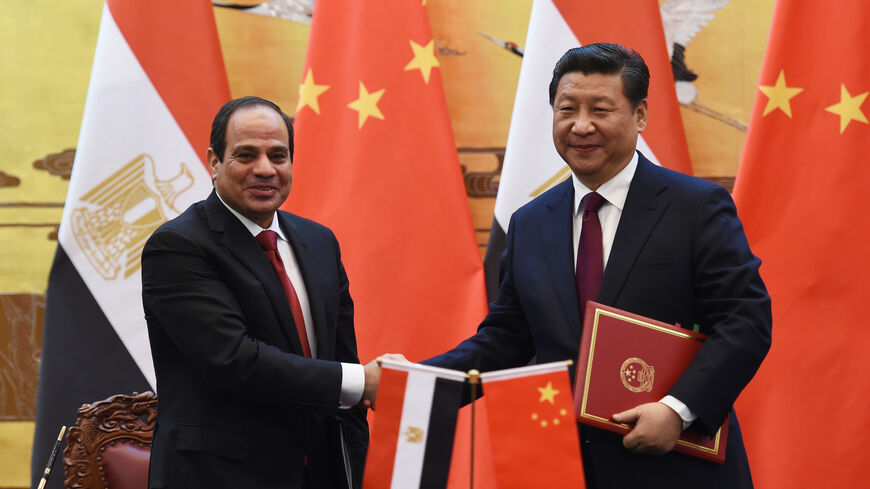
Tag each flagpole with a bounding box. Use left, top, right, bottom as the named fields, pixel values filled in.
left=468, top=369, right=480, bottom=489
left=37, top=425, right=66, bottom=489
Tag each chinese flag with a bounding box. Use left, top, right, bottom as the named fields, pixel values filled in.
left=733, top=1, right=870, bottom=487
left=481, top=363, right=585, bottom=489
left=289, top=0, right=486, bottom=373
left=288, top=1, right=489, bottom=487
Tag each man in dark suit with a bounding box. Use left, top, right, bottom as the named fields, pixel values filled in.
left=142, top=96, right=378, bottom=489
left=425, top=44, right=772, bottom=488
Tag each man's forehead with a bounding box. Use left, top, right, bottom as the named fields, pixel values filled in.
left=556, top=72, right=623, bottom=94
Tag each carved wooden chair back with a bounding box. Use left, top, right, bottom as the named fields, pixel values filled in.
left=62, top=391, right=157, bottom=489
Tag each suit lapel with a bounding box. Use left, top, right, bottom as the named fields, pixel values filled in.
left=203, top=191, right=302, bottom=353
left=538, top=179, right=582, bottom=333
left=279, top=213, right=330, bottom=359
left=598, top=155, right=670, bottom=305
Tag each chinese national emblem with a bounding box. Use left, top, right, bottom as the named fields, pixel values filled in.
left=620, top=357, right=655, bottom=393
left=71, top=154, right=194, bottom=279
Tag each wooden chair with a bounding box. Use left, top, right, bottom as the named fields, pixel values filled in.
left=63, top=391, right=157, bottom=489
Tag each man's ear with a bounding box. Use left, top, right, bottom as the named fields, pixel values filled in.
left=206, top=147, right=219, bottom=181
left=635, top=99, right=649, bottom=132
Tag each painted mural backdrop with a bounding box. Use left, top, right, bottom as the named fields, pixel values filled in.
left=0, top=0, right=773, bottom=485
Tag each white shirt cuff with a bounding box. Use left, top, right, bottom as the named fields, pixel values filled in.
left=339, top=362, right=365, bottom=408
left=659, top=395, right=697, bottom=430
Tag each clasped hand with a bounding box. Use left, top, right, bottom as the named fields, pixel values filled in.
left=611, top=402, right=683, bottom=455
left=361, top=353, right=409, bottom=409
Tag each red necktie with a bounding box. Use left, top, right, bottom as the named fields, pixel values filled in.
left=256, top=230, right=312, bottom=358
left=576, top=192, right=606, bottom=319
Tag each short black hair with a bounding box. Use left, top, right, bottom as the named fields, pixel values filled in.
left=548, top=43, right=650, bottom=108
left=210, top=96, right=294, bottom=162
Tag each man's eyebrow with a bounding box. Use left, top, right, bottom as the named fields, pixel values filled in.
left=230, top=144, right=257, bottom=153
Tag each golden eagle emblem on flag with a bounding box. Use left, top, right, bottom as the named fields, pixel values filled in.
left=402, top=426, right=424, bottom=444
left=70, top=154, right=194, bottom=280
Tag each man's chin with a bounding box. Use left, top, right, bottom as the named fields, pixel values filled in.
left=566, top=161, right=605, bottom=178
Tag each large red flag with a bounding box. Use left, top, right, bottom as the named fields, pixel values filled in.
left=288, top=1, right=489, bottom=487
left=289, top=1, right=486, bottom=366
left=733, top=1, right=870, bottom=487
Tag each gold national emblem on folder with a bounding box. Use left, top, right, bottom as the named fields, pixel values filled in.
left=619, top=357, right=654, bottom=393
left=71, top=154, right=193, bottom=279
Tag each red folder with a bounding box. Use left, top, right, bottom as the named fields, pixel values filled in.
left=573, top=302, right=728, bottom=463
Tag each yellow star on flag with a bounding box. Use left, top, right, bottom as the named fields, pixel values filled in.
left=759, top=70, right=803, bottom=117
left=404, top=39, right=439, bottom=84
left=825, top=84, right=869, bottom=134
left=297, top=69, right=330, bottom=115
left=538, top=381, right=559, bottom=404
left=347, top=81, right=385, bottom=129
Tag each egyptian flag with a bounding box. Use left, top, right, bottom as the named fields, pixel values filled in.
left=480, top=361, right=585, bottom=489
left=31, top=1, right=229, bottom=487
left=733, top=0, right=870, bottom=487
left=483, top=0, right=692, bottom=300
left=363, top=359, right=466, bottom=489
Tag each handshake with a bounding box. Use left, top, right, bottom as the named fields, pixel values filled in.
left=360, top=353, right=409, bottom=408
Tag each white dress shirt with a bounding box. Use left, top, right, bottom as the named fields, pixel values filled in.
left=216, top=192, right=364, bottom=407
left=570, top=152, right=696, bottom=429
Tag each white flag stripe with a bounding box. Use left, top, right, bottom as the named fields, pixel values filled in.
left=479, top=360, right=571, bottom=382
left=495, top=0, right=659, bottom=230
left=390, top=369, right=437, bottom=489
left=58, top=4, right=212, bottom=389
left=380, top=358, right=468, bottom=382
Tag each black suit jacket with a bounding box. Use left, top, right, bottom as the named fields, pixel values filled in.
left=142, top=190, right=368, bottom=489
left=427, top=153, right=771, bottom=489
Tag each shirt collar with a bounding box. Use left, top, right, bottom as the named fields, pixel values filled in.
left=215, top=190, right=287, bottom=241
left=572, top=150, right=639, bottom=217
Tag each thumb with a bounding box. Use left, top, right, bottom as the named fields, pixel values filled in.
left=612, top=407, right=639, bottom=424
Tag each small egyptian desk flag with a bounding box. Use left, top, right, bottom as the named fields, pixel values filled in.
left=363, top=359, right=466, bottom=489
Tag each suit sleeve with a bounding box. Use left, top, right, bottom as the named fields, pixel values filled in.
left=142, top=227, right=344, bottom=414
left=669, top=185, right=772, bottom=434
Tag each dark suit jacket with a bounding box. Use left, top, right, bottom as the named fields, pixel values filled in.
left=142, top=190, right=368, bottom=489
left=427, top=153, right=771, bottom=489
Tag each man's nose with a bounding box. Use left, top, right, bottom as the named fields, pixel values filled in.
left=572, top=112, right=595, bottom=135
left=251, top=154, right=276, bottom=176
